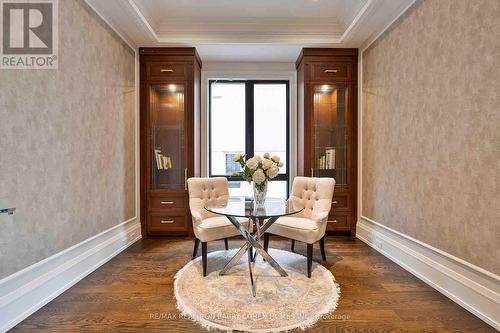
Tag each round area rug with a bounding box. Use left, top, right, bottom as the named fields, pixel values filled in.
left=174, top=248, right=340, bottom=333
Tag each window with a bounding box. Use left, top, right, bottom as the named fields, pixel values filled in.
left=209, top=80, right=290, bottom=198
left=225, top=153, right=241, bottom=175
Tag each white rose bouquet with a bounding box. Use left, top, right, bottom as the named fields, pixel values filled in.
left=233, top=153, right=283, bottom=191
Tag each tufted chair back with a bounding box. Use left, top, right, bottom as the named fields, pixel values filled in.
left=187, top=177, right=229, bottom=223
left=289, top=177, right=335, bottom=228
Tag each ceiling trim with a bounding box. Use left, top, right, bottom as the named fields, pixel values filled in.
left=84, top=0, right=418, bottom=61
left=126, top=0, right=159, bottom=42
left=153, top=17, right=344, bottom=44
left=84, top=0, right=137, bottom=50
left=360, top=0, right=418, bottom=52
left=158, top=35, right=342, bottom=44
left=339, top=0, right=375, bottom=41
left=127, top=0, right=368, bottom=44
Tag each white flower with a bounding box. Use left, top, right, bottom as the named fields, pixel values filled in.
left=252, top=169, right=266, bottom=184
left=271, top=155, right=280, bottom=163
left=233, top=153, right=241, bottom=162
left=254, top=155, right=262, bottom=162
left=262, top=159, right=273, bottom=170
left=278, top=161, right=284, bottom=167
left=266, top=165, right=279, bottom=179
left=245, top=157, right=258, bottom=170
left=263, top=152, right=270, bottom=159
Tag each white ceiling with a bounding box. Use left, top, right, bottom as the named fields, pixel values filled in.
left=85, top=0, right=416, bottom=62
left=135, top=0, right=364, bottom=20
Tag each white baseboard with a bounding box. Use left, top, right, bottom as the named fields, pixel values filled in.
left=0, top=218, right=142, bottom=333
left=356, top=217, right=500, bottom=330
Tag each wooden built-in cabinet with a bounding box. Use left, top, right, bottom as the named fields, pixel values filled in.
left=140, top=48, right=201, bottom=236
left=296, top=48, right=358, bottom=235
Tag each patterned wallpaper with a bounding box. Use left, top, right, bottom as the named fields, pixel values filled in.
left=0, top=0, right=136, bottom=278
left=362, top=0, right=500, bottom=274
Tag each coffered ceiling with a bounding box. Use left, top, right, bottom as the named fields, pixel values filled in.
left=85, top=0, right=416, bottom=61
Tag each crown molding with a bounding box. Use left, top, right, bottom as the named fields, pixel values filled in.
left=154, top=17, right=344, bottom=44
left=84, top=0, right=137, bottom=50
left=339, top=0, right=375, bottom=41
left=360, top=0, right=419, bottom=52
left=125, top=0, right=159, bottom=42
left=85, top=0, right=416, bottom=59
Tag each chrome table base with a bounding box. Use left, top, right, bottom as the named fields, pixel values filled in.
left=219, top=216, right=287, bottom=297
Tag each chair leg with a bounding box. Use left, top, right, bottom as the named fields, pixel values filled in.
left=307, top=243, right=313, bottom=278
left=291, top=239, right=295, bottom=252
left=263, top=233, right=269, bottom=261
left=192, top=238, right=200, bottom=259
left=224, top=238, right=229, bottom=251
left=249, top=246, right=253, bottom=262
left=263, top=233, right=269, bottom=252
left=201, top=242, right=207, bottom=277
left=320, top=236, right=326, bottom=261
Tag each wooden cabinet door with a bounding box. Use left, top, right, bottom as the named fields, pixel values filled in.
left=147, top=81, right=191, bottom=192
left=144, top=79, right=193, bottom=235
left=304, top=78, right=356, bottom=233
left=306, top=82, right=351, bottom=187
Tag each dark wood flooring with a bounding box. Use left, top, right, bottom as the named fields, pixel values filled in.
left=11, top=236, right=495, bottom=332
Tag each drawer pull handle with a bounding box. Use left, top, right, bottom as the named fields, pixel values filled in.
left=160, top=69, right=174, bottom=73
left=328, top=220, right=338, bottom=223
left=161, top=201, right=174, bottom=205
left=161, top=220, right=175, bottom=224
left=324, top=69, right=338, bottom=73
left=332, top=201, right=338, bottom=204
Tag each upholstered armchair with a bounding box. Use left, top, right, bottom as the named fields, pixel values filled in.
left=264, top=177, right=335, bottom=278
left=187, top=177, right=252, bottom=276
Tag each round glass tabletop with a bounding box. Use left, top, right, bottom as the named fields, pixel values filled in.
left=204, top=197, right=304, bottom=219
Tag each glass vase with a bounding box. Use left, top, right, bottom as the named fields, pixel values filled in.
left=252, top=181, right=268, bottom=206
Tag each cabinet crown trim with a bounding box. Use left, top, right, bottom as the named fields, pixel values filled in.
left=296, top=48, right=358, bottom=69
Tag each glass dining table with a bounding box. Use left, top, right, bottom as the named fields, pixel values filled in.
left=205, top=197, right=304, bottom=297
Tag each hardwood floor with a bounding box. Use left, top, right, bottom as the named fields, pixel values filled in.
left=12, top=237, right=494, bottom=332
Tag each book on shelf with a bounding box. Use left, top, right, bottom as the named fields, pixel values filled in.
left=154, top=149, right=162, bottom=170
left=318, top=147, right=336, bottom=170
left=154, top=148, right=173, bottom=170
left=165, top=156, right=172, bottom=169
left=325, top=147, right=336, bottom=169
left=162, top=156, right=168, bottom=170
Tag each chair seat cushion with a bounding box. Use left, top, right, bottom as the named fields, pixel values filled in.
left=267, top=216, right=322, bottom=244
left=195, top=216, right=251, bottom=242
left=199, top=216, right=248, bottom=229
left=273, top=217, right=318, bottom=230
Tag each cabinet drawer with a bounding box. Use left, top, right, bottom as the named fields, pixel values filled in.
left=147, top=62, right=188, bottom=79
left=331, top=194, right=349, bottom=211
left=326, top=213, right=350, bottom=230
left=148, top=214, right=188, bottom=232
left=148, top=194, right=186, bottom=210
left=311, top=63, right=349, bottom=80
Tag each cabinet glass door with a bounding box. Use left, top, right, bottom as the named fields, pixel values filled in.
left=150, top=84, right=185, bottom=189
left=313, top=84, right=348, bottom=185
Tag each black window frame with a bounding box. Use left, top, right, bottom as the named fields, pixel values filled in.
left=208, top=79, right=290, bottom=193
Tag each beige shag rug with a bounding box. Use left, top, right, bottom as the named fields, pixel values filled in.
left=174, top=248, right=340, bottom=333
